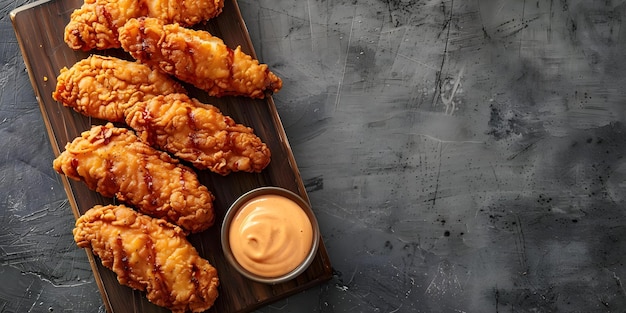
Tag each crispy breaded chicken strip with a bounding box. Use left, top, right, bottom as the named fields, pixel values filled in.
left=125, top=93, right=271, bottom=175
left=52, top=56, right=271, bottom=174
left=119, top=17, right=283, bottom=99
left=52, top=55, right=185, bottom=122
left=64, top=0, right=145, bottom=51
left=53, top=123, right=215, bottom=233
left=74, top=204, right=219, bottom=313
left=65, top=0, right=224, bottom=51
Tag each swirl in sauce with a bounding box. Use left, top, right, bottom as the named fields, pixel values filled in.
left=228, top=194, right=313, bottom=278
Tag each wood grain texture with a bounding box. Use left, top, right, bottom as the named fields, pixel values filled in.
left=10, top=0, right=332, bottom=312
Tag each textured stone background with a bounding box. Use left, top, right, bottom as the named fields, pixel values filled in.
left=2, top=0, right=626, bottom=312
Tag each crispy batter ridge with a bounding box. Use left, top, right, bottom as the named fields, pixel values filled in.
left=125, top=93, right=271, bottom=175
left=64, top=0, right=145, bottom=51
left=52, top=55, right=185, bottom=122
left=74, top=204, right=219, bottom=313
left=53, top=123, right=214, bottom=233
left=64, top=0, right=224, bottom=51
left=119, top=17, right=283, bottom=99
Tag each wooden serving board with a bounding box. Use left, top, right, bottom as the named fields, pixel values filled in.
left=10, top=0, right=333, bottom=312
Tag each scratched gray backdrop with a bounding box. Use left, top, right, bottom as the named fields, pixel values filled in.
left=2, top=0, right=626, bottom=312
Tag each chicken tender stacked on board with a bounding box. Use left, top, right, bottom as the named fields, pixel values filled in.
left=126, top=93, right=271, bottom=175
left=52, top=55, right=272, bottom=174
left=119, top=17, right=283, bottom=99
left=64, top=0, right=145, bottom=51
left=74, top=204, right=219, bottom=313
left=53, top=123, right=214, bottom=233
left=52, top=55, right=185, bottom=122
left=65, top=0, right=224, bottom=51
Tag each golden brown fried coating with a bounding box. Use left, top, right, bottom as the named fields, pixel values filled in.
left=119, top=17, right=283, bottom=99
left=64, top=0, right=224, bottom=51
left=144, top=0, right=223, bottom=26
left=125, top=93, right=271, bottom=175
left=52, top=55, right=185, bottom=122
left=53, top=123, right=214, bottom=233
left=74, top=204, right=219, bottom=313
left=64, top=0, right=144, bottom=51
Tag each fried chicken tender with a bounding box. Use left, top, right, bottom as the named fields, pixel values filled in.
left=53, top=123, right=215, bottom=233
left=125, top=93, right=271, bottom=175
left=74, top=204, right=219, bottom=313
left=64, top=0, right=224, bottom=51
left=52, top=55, right=185, bottom=122
left=119, top=17, right=283, bottom=99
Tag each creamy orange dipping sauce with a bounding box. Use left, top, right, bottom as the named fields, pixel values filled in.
left=228, top=194, right=313, bottom=278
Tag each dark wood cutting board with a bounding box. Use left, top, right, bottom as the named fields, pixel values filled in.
left=10, top=0, right=333, bottom=312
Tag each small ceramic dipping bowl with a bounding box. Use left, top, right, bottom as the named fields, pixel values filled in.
left=221, top=186, right=320, bottom=284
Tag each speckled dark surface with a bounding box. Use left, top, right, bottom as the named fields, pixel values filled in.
left=2, top=0, right=626, bottom=312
